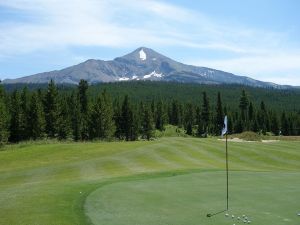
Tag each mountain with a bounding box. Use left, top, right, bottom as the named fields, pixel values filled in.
left=2, top=47, right=285, bottom=88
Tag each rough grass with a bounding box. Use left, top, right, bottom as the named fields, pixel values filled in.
left=230, top=131, right=262, bottom=141
left=229, top=131, right=300, bottom=142
left=0, top=137, right=299, bottom=224
left=154, top=125, right=188, bottom=138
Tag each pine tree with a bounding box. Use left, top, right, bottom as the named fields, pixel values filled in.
left=114, top=99, right=123, bottom=140
left=239, top=90, right=249, bottom=123
left=196, top=106, right=202, bottom=136
left=296, top=113, right=300, bottom=136
left=178, top=103, right=184, bottom=127
left=131, top=109, right=140, bottom=141
left=252, top=117, right=259, bottom=132
left=248, top=102, right=254, bottom=121
left=270, top=111, right=279, bottom=135
left=0, top=85, right=9, bottom=145
left=78, top=80, right=88, bottom=114
left=281, top=112, right=289, bottom=135
left=227, top=112, right=233, bottom=134
left=184, top=103, right=194, bottom=135
left=215, top=92, right=224, bottom=134
left=68, top=92, right=81, bottom=141
left=89, top=91, right=115, bottom=140
left=121, top=95, right=134, bottom=141
left=150, top=100, right=155, bottom=117
left=44, top=80, right=58, bottom=138
left=141, top=105, right=154, bottom=140
left=77, top=80, right=89, bottom=140
left=89, top=97, right=103, bottom=139
left=20, top=87, right=30, bottom=140
left=102, top=91, right=115, bottom=139
left=28, top=93, right=45, bottom=140
left=258, top=101, right=268, bottom=134
left=170, top=100, right=180, bottom=125
left=155, top=100, right=165, bottom=131
left=9, top=90, right=22, bottom=142
left=234, top=116, right=243, bottom=133
left=201, top=92, right=210, bottom=136
left=56, top=97, right=72, bottom=140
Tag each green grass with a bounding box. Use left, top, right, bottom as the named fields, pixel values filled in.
left=0, top=137, right=299, bottom=224
left=86, top=171, right=300, bottom=225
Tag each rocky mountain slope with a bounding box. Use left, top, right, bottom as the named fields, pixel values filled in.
left=3, top=47, right=283, bottom=88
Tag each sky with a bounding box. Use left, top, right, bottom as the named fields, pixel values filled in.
left=0, top=0, right=300, bottom=85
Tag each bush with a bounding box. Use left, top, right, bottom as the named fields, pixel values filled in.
left=234, top=131, right=262, bottom=141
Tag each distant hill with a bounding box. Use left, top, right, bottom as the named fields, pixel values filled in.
left=2, top=47, right=291, bottom=89
left=87, top=82, right=300, bottom=111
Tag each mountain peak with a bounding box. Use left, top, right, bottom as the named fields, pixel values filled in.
left=116, top=47, right=172, bottom=64
left=2, top=47, right=286, bottom=88
left=139, top=48, right=147, bottom=61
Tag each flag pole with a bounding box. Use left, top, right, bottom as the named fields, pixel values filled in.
left=206, top=115, right=229, bottom=218
left=226, top=131, right=229, bottom=211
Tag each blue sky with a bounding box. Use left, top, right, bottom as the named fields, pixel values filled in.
left=0, top=0, right=300, bottom=85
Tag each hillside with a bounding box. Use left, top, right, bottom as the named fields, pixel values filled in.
left=88, top=81, right=300, bottom=111
left=3, top=82, right=300, bottom=111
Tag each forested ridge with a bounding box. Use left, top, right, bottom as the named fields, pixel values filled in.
left=0, top=80, right=299, bottom=145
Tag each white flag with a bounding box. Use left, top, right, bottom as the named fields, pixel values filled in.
left=221, top=116, right=228, bottom=137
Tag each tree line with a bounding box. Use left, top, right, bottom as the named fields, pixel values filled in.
left=0, top=80, right=299, bottom=145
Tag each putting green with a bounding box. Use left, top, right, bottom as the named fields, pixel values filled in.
left=85, top=171, right=300, bottom=225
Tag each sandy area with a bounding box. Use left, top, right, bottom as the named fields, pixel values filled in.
left=218, top=138, right=279, bottom=143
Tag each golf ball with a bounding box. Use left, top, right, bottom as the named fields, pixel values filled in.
left=243, top=215, right=245, bottom=217
left=232, top=215, right=235, bottom=218
left=297, top=213, right=300, bottom=216
left=225, top=213, right=229, bottom=217
left=237, top=217, right=240, bottom=220
left=248, top=221, right=251, bottom=224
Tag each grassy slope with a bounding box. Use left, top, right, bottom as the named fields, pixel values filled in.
left=0, top=137, right=299, bottom=224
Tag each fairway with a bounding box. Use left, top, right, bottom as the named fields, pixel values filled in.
left=0, top=137, right=300, bottom=224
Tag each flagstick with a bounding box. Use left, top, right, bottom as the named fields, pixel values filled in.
left=206, top=116, right=229, bottom=218
left=226, top=132, right=229, bottom=211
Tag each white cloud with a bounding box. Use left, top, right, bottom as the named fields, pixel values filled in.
left=0, top=0, right=288, bottom=55
left=0, top=0, right=299, bottom=85
left=0, top=0, right=198, bottom=55
left=188, top=53, right=300, bottom=85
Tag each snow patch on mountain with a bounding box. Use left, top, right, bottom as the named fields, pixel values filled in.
left=143, top=71, right=163, bottom=79
left=118, top=77, right=130, bottom=81
left=139, top=49, right=147, bottom=60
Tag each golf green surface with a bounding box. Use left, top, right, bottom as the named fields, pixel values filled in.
left=0, top=137, right=299, bottom=224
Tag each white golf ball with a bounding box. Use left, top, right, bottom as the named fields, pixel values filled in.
left=243, top=220, right=247, bottom=223
left=225, top=213, right=229, bottom=217
left=232, top=215, right=235, bottom=218
left=237, top=217, right=240, bottom=220
left=243, top=215, right=245, bottom=217
left=248, top=221, right=251, bottom=224
left=297, top=213, right=300, bottom=216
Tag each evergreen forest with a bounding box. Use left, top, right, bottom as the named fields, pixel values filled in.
left=1, top=80, right=300, bottom=145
